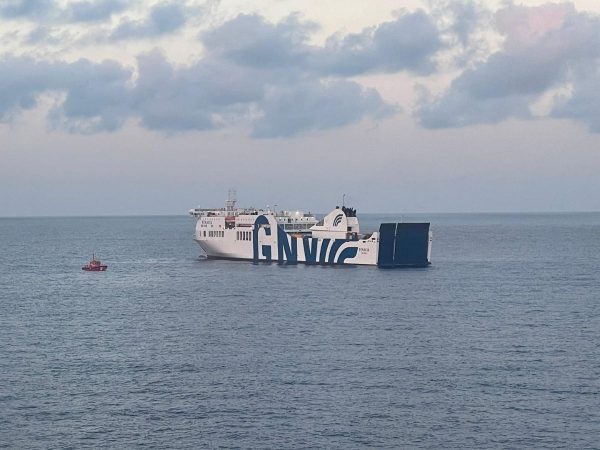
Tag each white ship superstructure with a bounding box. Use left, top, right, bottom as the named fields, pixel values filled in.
left=189, top=193, right=432, bottom=267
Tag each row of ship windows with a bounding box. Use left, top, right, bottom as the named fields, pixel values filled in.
left=237, top=231, right=252, bottom=241
left=204, top=230, right=251, bottom=240
left=202, top=223, right=309, bottom=230
left=282, top=223, right=312, bottom=230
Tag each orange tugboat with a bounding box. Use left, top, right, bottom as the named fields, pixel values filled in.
left=82, top=254, right=108, bottom=271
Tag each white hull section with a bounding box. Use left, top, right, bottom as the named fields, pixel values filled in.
left=194, top=212, right=379, bottom=265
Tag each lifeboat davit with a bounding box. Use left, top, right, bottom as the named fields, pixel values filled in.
left=82, top=254, right=107, bottom=271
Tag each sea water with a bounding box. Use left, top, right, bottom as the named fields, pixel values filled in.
left=1, top=213, right=599, bottom=448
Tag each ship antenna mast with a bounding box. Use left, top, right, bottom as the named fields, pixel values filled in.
left=342, top=193, right=346, bottom=207
left=226, top=188, right=237, bottom=213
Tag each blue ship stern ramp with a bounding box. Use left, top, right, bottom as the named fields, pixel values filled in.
left=377, top=223, right=431, bottom=268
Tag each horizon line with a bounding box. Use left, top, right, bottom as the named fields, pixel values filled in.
left=1, top=210, right=600, bottom=219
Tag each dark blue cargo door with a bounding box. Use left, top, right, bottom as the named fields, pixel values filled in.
left=377, top=223, right=396, bottom=267
left=394, top=223, right=430, bottom=267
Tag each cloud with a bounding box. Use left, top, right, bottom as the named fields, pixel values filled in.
left=202, top=13, right=316, bottom=70
left=0, top=57, right=58, bottom=119
left=0, top=0, right=54, bottom=20
left=552, top=67, right=600, bottom=132
left=4, top=2, right=600, bottom=137
left=0, top=56, right=132, bottom=132
left=202, top=10, right=443, bottom=76
left=110, top=3, right=187, bottom=40
left=4, top=8, right=434, bottom=138
left=26, top=26, right=67, bottom=45
left=48, top=59, right=133, bottom=133
left=252, top=79, right=395, bottom=138
left=314, top=10, right=443, bottom=76
left=0, top=48, right=393, bottom=137
left=131, top=50, right=267, bottom=132
left=0, top=0, right=126, bottom=23
left=443, top=1, right=482, bottom=47
left=416, top=2, right=600, bottom=129
left=68, top=0, right=127, bottom=23
left=416, top=85, right=533, bottom=128
left=130, top=50, right=394, bottom=136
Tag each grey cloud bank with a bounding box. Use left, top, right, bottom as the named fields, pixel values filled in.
left=315, top=10, right=442, bottom=76
left=1, top=0, right=127, bottom=23
left=0, top=50, right=393, bottom=137
left=2, top=2, right=600, bottom=137
left=252, top=80, right=394, bottom=138
left=1, top=8, right=444, bottom=137
left=552, top=77, right=600, bottom=133
left=417, top=3, right=600, bottom=131
left=110, top=3, right=187, bottom=40
left=68, top=0, right=127, bottom=23
left=202, top=11, right=443, bottom=76
left=0, top=0, right=53, bottom=20
left=0, top=56, right=131, bottom=132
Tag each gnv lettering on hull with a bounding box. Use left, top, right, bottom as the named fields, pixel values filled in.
left=252, top=215, right=272, bottom=262
left=277, top=225, right=297, bottom=264
left=251, top=215, right=357, bottom=264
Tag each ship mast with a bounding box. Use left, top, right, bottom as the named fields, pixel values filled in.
left=226, top=189, right=237, bottom=213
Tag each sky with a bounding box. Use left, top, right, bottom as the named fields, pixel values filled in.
left=1, top=0, right=600, bottom=216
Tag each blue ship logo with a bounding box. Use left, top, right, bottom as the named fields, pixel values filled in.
left=333, top=214, right=343, bottom=227
left=252, top=215, right=357, bottom=264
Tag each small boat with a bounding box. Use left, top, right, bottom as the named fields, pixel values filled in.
left=82, top=254, right=108, bottom=271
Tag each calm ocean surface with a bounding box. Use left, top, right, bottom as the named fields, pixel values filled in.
left=1, top=213, right=599, bottom=449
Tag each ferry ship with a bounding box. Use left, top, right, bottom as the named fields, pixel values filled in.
left=189, top=192, right=432, bottom=267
